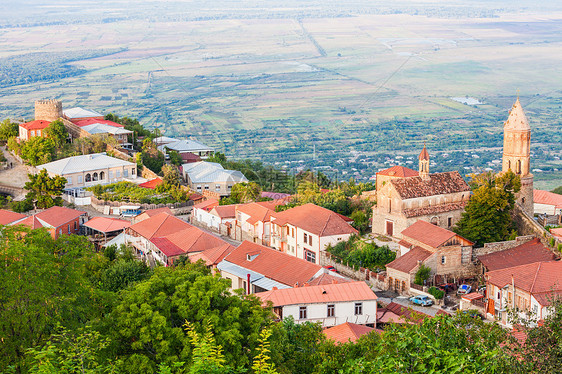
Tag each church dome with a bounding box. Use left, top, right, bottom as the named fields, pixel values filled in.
left=504, top=98, right=530, bottom=131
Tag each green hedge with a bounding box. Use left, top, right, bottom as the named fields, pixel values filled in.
left=428, top=286, right=445, bottom=300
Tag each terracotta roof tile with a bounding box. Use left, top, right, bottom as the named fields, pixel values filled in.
left=377, top=165, right=419, bottom=178
left=33, top=206, right=86, bottom=228
left=257, top=281, right=376, bottom=307
left=129, top=212, right=190, bottom=239
left=73, top=118, right=124, bottom=128
left=534, top=190, right=562, bottom=208
left=306, top=273, right=353, bottom=286
left=140, top=207, right=173, bottom=218
left=194, top=198, right=219, bottom=211
left=386, top=246, right=433, bottom=273
left=20, top=120, right=51, bottom=130
left=223, top=241, right=321, bottom=286
left=478, top=238, right=555, bottom=271
left=138, top=178, right=164, bottom=189
left=403, top=202, right=467, bottom=218
left=324, top=322, right=376, bottom=344
left=419, top=145, right=430, bottom=161
left=189, top=243, right=235, bottom=266
left=211, top=204, right=238, bottom=219
left=271, top=203, right=357, bottom=237
left=15, top=216, right=44, bottom=229
left=383, top=302, right=430, bottom=323
left=237, top=203, right=275, bottom=225
left=401, top=220, right=472, bottom=248
left=551, top=228, right=562, bottom=240
left=156, top=226, right=229, bottom=254
left=461, top=292, right=484, bottom=301
left=84, top=217, right=131, bottom=233
left=391, top=171, right=471, bottom=200
left=0, top=209, right=26, bottom=225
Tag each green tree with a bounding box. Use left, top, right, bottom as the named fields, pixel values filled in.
left=185, top=321, right=231, bottom=374
left=455, top=170, right=521, bottom=247
left=414, top=263, right=431, bottom=285
left=162, top=164, right=181, bottom=188
left=252, top=328, right=278, bottom=374
left=99, top=259, right=151, bottom=292
left=552, top=185, right=562, bottom=195
left=20, top=136, right=55, bottom=165
left=168, top=150, right=183, bottom=166
left=231, top=182, right=261, bottom=203
left=0, top=118, right=19, bottom=141
left=44, top=119, right=68, bottom=148
left=24, top=169, right=67, bottom=209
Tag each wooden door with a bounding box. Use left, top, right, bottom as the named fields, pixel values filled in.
left=386, top=221, right=393, bottom=236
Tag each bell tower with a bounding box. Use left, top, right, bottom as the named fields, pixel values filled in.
left=419, top=143, right=430, bottom=180
left=502, top=97, right=534, bottom=215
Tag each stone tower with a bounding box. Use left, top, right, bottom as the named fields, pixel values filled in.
left=35, top=99, right=62, bottom=122
left=419, top=143, right=430, bottom=180
left=502, top=97, right=534, bottom=216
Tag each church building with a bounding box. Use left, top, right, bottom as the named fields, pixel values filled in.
left=372, top=144, right=471, bottom=238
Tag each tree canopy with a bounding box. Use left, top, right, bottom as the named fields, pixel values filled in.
left=24, top=169, right=67, bottom=209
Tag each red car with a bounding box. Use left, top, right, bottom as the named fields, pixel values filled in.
left=323, top=265, right=337, bottom=272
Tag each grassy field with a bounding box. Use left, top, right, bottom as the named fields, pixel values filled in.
left=0, top=9, right=561, bottom=188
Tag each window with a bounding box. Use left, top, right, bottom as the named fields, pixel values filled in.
left=305, top=250, right=316, bottom=264
left=85, top=173, right=91, bottom=182
left=227, top=184, right=233, bottom=190
left=242, top=280, right=247, bottom=295
left=327, top=304, right=335, bottom=317
left=30, top=130, right=35, bottom=136
left=204, top=185, right=209, bottom=190
left=74, top=222, right=77, bottom=230
left=308, top=235, right=312, bottom=246
left=304, top=233, right=308, bottom=243
left=215, top=184, right=221, bottom=191
left=447, top=217, right=453, bottom=228
left=292, top=228, right=295, bottom=237
left=109, top=171, right=113, bottom=179
left=59, top=229, right=62, bottom=235
left=67, top=225, right=71, bottom=234
left=124, top=169, right=129, bottom=177
left=100, top=171, right=105, bottom=180
left=197, top=186, right=202, bottom=191
left=441, top=256, right=446, bottom=264
left=116, top=170, right=121, bottom=178
left=67, top=176, right=72, bottom=185
left=299, top=306, right=307, bottom=320
left=132, top=168, right=136, bottom=175
left=37, top=130, right=41, bottom=136
left=354, top=302, right=363, bottom=315
left=93, top=172, right=98, bottom=181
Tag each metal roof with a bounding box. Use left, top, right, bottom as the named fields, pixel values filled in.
left=216, top=260, right=290, bottom=291
left=183, top=161, right=248, bottom=184
left=158, top=138, right=214, bottom=153
left=63, top=107, right=103, bottom=119
left=81, top=123, right=132, bottom=136
left=37, top=153, right=135, bottom=175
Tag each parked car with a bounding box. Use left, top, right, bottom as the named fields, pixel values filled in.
left=323, top=265, right=337, bottom=272
left=457, top=284, right=472, bottom=295
left=409, top=295, right=434, bottom=307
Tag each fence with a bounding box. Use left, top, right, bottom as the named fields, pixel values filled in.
left=319, top=251, right=388, bottom=291
left=90, top=195, right=193, bottom=213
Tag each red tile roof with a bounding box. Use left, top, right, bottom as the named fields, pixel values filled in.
left=156, top=226, right=229, bottom=254
left=210, top=204, right=238, bottom=219
left=306, top=273, right=353, bottom=286
left=386, top=246, right=433, bottom=273
left=377, top=307, right=408, bottom=324
left=551, top=228, right=562, bottom=240
left=0, top=209, right=26, bottom=225
left=257, top=281, right=376, bottom=307
left=15, top=215, right=44, bottom=229
left=189, top=192, right=204, bottom=202
left=486, top=261, right=562, bottom=306
left=271, top=203, right=358, bottom=237
left=238, top=203, right=275, bottom=225
left=391, top=171, right=471, bottom=199
left=324, top=322, right=376, bottom=344
left=419, top=145, right=429, bottom=161
left=150, top=237, right=185, bottom=257
left=534, top=190, right=562, bottom=208
left=72, top=118, right=124, bottom=128
left=138, top=178, right=163, bottom=189
left=383, top=302, right=431, bottom=323
left=403, top=202, right=468, bottom=218
left=461, top=292, right=484, bottom=301
left=478, top=238, right=555, bottom=271
left=377, top=165, right=419, bottom=178
left=194, top=198, right=219, bottom=211
left=189, top=243, right=235, bottom=266
left=33, top=206, right=86, bottom=228
left=223, top=241, right=322, bottom=287
left=181, top=153, right=202, bottom=163
left=137, top=207, right=173, bottom=220
left=129, top=212, right=191, bottom=239
left=401, top=220, right=473, bottom=248
left=84, top=217, right=131, bottom=233
left=20, top=120, right=51, bottom=130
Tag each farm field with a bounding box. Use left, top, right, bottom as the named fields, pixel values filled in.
left=0, top=2, right=561, bottom=189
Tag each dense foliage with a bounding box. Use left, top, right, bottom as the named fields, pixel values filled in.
left=88, top=181, right=190, bottom=204
left=553, top=185, right=562, bottom=195
left=326, top=236, right=395, bottom=271
left=0, top=118, right=18, bottom=142
left=24, top=169, right=67, bottom=209
left=455, top=171, right=521, bottom=247
left=414, top=264, right=432, bottom=286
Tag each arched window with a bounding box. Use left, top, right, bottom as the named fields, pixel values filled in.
left=430, top=217, right=439, bottom=225
left=516, top=160, right=522, bottom=175
left=85, top=173, right=91, bottom=182
left=100, top=171, right=105, bottom=180
left=508, top=160, right=511, bottom=170
left=93, top=172, right=99, bottom=181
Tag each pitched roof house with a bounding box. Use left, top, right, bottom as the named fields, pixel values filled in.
left=324, top=322, right=377, bottom=344
left=478, top=238, right=555, bottom=272
left=257, top=281, right=377, bottom=327
left=12, top=206, right=87, bottom=239
left=534, top=190, right=562, bottom=215
left=19, top=120, right=51, bottom=141
left=270, top=203, right=357, bottom=264
left=217, top=240, right=325, bottom=293
left=0, top=209, right=26, bottom=225
left=182, top=161, right=248, bottom=197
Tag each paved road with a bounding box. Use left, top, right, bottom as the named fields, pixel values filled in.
left=375, top=290, right=446, bottom=317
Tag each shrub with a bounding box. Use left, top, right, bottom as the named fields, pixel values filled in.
left=550, top=237, right=556, bottom=247
left=428, top=286, right=445, bottom=300
left=414, top=264, right=431, bottom=286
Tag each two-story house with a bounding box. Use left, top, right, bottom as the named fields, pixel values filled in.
left=232, top=202, right=278, bottom=245
left=11, top=206, right=87, bottom=239
left=257, top=281, right=378, bottom=327
left=270, top=203, right=358, bottom=264
left=182, top=161, right=248, bottom=197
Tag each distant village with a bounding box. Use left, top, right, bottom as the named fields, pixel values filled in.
left=1, top=97, right=562, bottom=342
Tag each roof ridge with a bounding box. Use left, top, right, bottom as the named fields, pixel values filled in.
left=530, top=262, right=542, bottom=294
left=150, top=214, right=172, bottom=239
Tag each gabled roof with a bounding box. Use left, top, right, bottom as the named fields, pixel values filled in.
left=534, top=190, right=562, bottom=208
left=390, top=171, right=471, bottom=200
left=0, top=209, right=26, bottom=225
left=81, top=123, right=132, bottom=136
left=128, top=212, right=191, bottom=239
left=237, top=203, right=275, bottom=225
left=138, top=178, right=164, bottom=189
left=504, top=98, right=530, bottom=131
left=324, top=322, right=376, bottom=344
left=386, top=246, right=433, bottom=273
left=552, top=228, right=562, bottom=240
left=189, top=243, right=235, bottom=266
left=271, top=203, right=358, bottom=237
left=63, top=107, right=103, bottom=119
left=193, top=198, right=219, bottom=211
left=403, top=202, right=467, bottom=218
left=383, top=302, right=431, bottom=323
left=37, top=153, right=135, bottom=175
left=257, top=281, right=376, bottom=307
left=419, top=145, right=430, bottom=161
left=157, top=226, right=228, bottom=254
left=182, top=161, right=248, bottom=184
left=377, top=165, right=419, bottom=178
left=401, top=220, right=473, bottom=248
left=84, top=217, right=131, bottom=233
left=33, top=206, right=86, bottom=228
left=478, top=238, right=555, bottom=272
left=73, top=118, right=124, bottom=128
left=222, top=241, right=322, bottom=287
left=306, top=273, right=352, bottom=286
left=210, top=204, right=238, bottom=219
left=486, top=261, right=562, bottom=305
left=156, top=138, right=213, bottom=153
left=14, top=215, right=44, bottom=229
left=140, top=207, right=172, bottom=218
left=20, top=120, right=51, bottom=130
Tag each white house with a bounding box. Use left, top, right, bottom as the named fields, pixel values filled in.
left=232, top=202, right=277, bottom=245
left=37, top=153, right=139, bottom=190
left=182, top=161, right=248, bottom=196
left=191, top=199, right=220, bottom=230
left=270, top=203, right=358, bottom=264
left=534, top=190, right=562, bottom=215
left=155, top=137, right=214, bottom=159
left=257, top=281, right=378, bottom=327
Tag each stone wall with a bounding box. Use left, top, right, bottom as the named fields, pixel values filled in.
left=513, top=204, right=561, bottom=249
left=473, top=235, right=535, bottom=259
left=35, top=99, right=62, bottom=122
left=319, top=251, right=388, bottom=291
